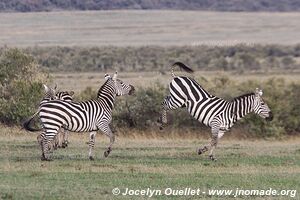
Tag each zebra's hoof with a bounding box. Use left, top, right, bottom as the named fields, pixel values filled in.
left=159, top=126, right=163, bottom=130
left=89, top=156, right=94, bottom=161
left=104, top=151, right=109, bottom=157
left=41, top=156, right=47, bottom=161
left=41, top=157, right=52, bottom=161
left=209, top=155, right=217, bottom=161
left=104, top=149, right=111, bottom=158
left=198, top=148, right=203, bottom=155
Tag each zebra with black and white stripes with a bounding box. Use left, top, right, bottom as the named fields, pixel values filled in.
left=24, top=72, right=134, bottom=161
left=158, top=62, right=273, bottom=160
left=27, top=84, right=75, bottom=150
left=42, top=85, right=75, bottom=149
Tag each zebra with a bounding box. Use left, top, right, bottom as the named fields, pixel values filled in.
left=158, top=62, right=273, bottom=161
left=23, top=72, right=134, bottom=161
left=43, top=85, right=75, bottom=149
left=29, top=84, right=75, bottom=150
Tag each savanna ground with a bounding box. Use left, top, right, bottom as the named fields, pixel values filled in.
left=0, top=126, right=299, bottom=200
left=1, top=11, right=300, bottom=47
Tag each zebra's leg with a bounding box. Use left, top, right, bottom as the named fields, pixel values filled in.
left=41, top=130, right=58, bottom=161
left=197, top=126, right=222, bottom=161
left=52, top=134, right=59, bottom=150
left=56, top=129, right=63, bottom=148
left=37, top=133, right=42, bottom=147
left=207, top=130, right=225, bottom=161
left=197, top=132, right=218, bottom=160
left=38, top=132, right=55, bottom=159
left=62, top=129, right=69, bottom=148
left=88, top=131, right=97, bottom=160
left=158, top=95, right=185, bottom=130
left=208, top=132, right=219, bottom=161
left=157, top=96, right=169, bottom=130
left=60, top=128, right=68, bottom=148
left=158, top=109, right=168, bottom=130
left=39, top=132, right=46, bottom=160
left=99, top=125, right=114, bottom=158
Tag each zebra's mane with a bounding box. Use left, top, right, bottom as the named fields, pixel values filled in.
left=232, top=93, right=255, bottom=101
left=97, top=79, right=110, bottom=96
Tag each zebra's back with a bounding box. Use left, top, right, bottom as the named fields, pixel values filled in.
left=39, top=100, right=107, bottom=132
left=170, top=76, right=230, bottom=127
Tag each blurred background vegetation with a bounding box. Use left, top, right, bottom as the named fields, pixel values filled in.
left=0, top=49, right=47, bottom=124
left=12, top=45, right=300, bottom=73
left=1, top=0, right=300, bottom=12
left=1, top=48, right=298, bottom=138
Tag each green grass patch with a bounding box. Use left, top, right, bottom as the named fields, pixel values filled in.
left=0, top=133, right=299, bottom=199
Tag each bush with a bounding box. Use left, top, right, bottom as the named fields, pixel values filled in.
left=22, top=45, right=300, bottom=73
left=0, top=49, right=47, bottom=124
left=113, top=82, right=166, bottom=128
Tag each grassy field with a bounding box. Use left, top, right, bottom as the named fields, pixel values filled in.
left=52, top=71, right=300, bottom=93
left=1, top=10, right=300, bottom=47
left=0, top=126, right=299, bottom=200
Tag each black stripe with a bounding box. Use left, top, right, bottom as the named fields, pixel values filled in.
left=201, top=99, right=224, bottom=124
left=182, top=77, right=200, bottom=101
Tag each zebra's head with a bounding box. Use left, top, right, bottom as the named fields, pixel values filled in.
left=43, top=84, right=74, bottom=101
left=104, top=72, right=135, bottom=96
left=253, top=88, right=273, bottom=121
left=43, top=84, right=57, bottom=100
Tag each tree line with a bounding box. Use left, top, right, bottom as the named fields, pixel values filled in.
left=14, top=44, right=300, bottom=73
left=1, top=0, right=300, bottom=12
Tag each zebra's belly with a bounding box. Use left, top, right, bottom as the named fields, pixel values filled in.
left=196, top=117, right=212, bottom=127
left=190, top=109, right=216, bottom=128
left=67, top=116, right=97, bottom=132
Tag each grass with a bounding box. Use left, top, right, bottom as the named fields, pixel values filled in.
left=0, top=126, right=299, bottom=199
left=1, top=10, right=300, bottom=47
left=52, top=71, right=300, bottom=93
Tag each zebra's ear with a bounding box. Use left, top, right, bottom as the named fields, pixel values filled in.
left=43, top=84, right=50, bottom=92
left=104, top=74, right=111, bottom=80
left=113, top=71, right=118, bottom=80
left=69, top=91, right=75, bottom=96
left=255, top=88, right=263, bottom=96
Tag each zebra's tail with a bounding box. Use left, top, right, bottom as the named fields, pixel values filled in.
left=171, top=62, right=194, bottom=77
left=23, top=110, right=42, bottom=132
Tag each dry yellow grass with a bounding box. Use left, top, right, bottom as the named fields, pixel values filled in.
left=0, top=125, right=299, bottom=199
left=52, top=71, right=300, bottom=93
left=1, top=10, right=300, bottom=47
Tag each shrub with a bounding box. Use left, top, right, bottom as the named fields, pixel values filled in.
left=113, top=82, right=166, bottom=128
left=0, top=49, right=47, bottom=124
left=23, top=45, right=300, bottom=73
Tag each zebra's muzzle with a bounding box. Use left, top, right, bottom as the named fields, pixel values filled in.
left=129, top=85, right=135, bottom=95
left=266, top=112, right=273, bottom=121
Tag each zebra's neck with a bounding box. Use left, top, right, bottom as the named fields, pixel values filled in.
left=39, top=92, right=55, bottom=105
left=97, top=79, right=116, bottom=110
left=231, top=93, right=255, bottom=121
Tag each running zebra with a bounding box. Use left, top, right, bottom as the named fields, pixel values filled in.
left=30, top=84, right=75, bottom=150
left=158, top=62, right=273, bottom=160
left=24, top=72, right=134, bottom=161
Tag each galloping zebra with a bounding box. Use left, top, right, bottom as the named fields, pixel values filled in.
left=158, top=62, right=273, bottom=160
left=28, top=84, right=75, bottom=150
left=23, top=72, right=134, bottom=161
